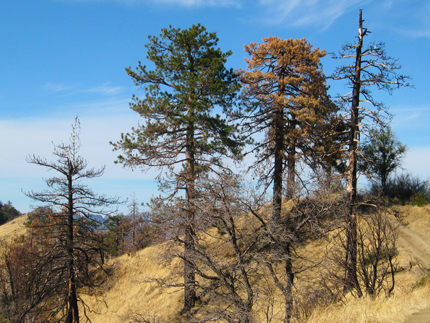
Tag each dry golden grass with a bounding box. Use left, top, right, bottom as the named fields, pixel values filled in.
left=0, top=214, right=28, bottom=242
left=305, top=205, right=430, bottom=323
left=306, top=274, right=430, bottom=323
left=1, top=205, right=430, bottom=322
left=81, top=242, right=185, bottom=323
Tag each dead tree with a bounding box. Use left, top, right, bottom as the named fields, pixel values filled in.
left=24, top=117, right=121, bottom=323
left=331, top=9, right=410, bottom=296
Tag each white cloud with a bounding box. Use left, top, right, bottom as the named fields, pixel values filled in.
left=391, top=105, right=430, bottom=130
left=369, top=0, right=430, bottom=39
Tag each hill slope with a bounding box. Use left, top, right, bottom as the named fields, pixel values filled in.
left=0, top=213, right=28, bottom=241
left=2, top=206, right=430, bottom=322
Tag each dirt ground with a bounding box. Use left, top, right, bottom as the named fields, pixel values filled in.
left=396, top=207, right=430, bottom=323
left=396, top=220, right=430, bottom=268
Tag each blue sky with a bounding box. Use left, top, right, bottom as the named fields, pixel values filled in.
left=1, top=0, right=429, bottom=213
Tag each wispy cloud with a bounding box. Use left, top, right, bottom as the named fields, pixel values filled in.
left=258, top=0, right=365, bottom=29
left=84, top=82, right=125, bottom=95
left=43, top=82, right=74, bottom=93
left=43, top=82, right=125, bottom=96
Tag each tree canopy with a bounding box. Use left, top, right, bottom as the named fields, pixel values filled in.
left=0, top=201, right=21, bottom=225
left=238, top=36, right=331, bottom=218
left=359, top=126, right=407, bottom=192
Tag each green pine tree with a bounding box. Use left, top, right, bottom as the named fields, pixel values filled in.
left=111, top=24, right=242, bottom=313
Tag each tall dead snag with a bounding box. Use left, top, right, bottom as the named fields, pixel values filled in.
left=24, top=118, right=121, bottom=323
left=237, top=37, right=333, bottom=323
left=111, top=24, right=242, bottom=314
left=331, top=9, right=410, bottom=296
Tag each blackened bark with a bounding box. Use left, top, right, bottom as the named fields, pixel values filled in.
left=344, top=9, right=365, bottom=297
left=66, top=167, right=79, bottom=323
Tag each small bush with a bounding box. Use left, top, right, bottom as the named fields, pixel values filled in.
left=411, top=192, right=428, bottom=207
left=371, top=173, right=429, bottom=204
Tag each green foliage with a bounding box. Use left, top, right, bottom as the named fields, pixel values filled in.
left=0, top=201, right=21, bottom=225
left=112, top=25, right=244, bottom=312
left=372, top=173, right=429, bottom=204
left=359, top=126, right=407, bottom=192
left=104, top=215, right=128, bottom=256
left=411, top=192, right=428, bottom=207
left=112, top=24, right=243, bottom=182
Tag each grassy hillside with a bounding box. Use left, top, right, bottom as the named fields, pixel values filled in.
left=0, top=213, right=28, bottom=241
left=2, top=206, right=430, bottom=322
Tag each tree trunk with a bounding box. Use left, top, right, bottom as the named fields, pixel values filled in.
left=66, top=174, right=80, bottom=323
left=284, top=243, right=294, bottom=323
left=286, top=114, right=297, bottom=201
left=344, top=10, right=364, bottom=297
left=181, top=109, right=197, bottom=314
left=273, top=105, right=284, bottom=222
left=286, top=143, right=296, bottom=201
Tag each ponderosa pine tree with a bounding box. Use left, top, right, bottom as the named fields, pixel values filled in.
left=24, top=118, right=121, bottom=323
left=239, top=37, right=331, bottom=218
left=331, top=10, right=410, bottom=296
left=237, top=37, right=333, bottom=323
left=111, top=24, right=242, bottom=314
